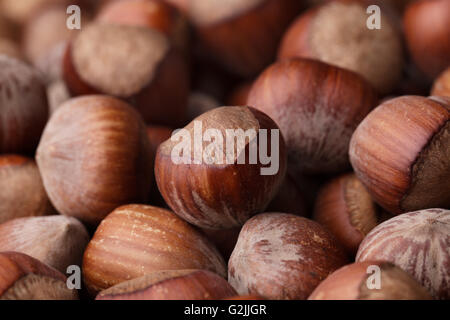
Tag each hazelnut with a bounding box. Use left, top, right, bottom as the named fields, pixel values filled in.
left=96, top=270, right=236, bottom=300
left=36, top=95, right=153, bottom=225
left=146, top=124, right=173, bottom=206
left=0, top=215, right=89, bottom=273
left=155, top=106, right=287, bottom=229
left=0, top=55, right=49, bottom=154
left=97, top=0, right=190, bottom=52
left=403, top=0, right=450, bottom=80
left=0, top=155, right=54, bottom=224
left=278, top=0, right=404, bottom=94
left=432, top=67, right=450, bottom=97
left=349, top=96, right=450, bottom=214
left=309, top=261, right=432, bottom=300
left=247, top=58, right=377, bottom=176
left=313, top=173, right=379, bottom=256
left=0, top=251, right=78, bottom=300
left=22, top=5, right=78, bottom=75
left=82, top=204, right=226, bottom=295
left=228, top=213, right=348, bottom=300
left=356, top=208, right=450, bottom=300
left=177, top=0, right=304, bottom=77
left=63, top=23, right=190, bottom=127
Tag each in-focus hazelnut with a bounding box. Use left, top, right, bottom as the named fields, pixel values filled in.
left=36, top=95, right=153, bottom=225
left=0, top=55, right=48, bottom=154
left=0, top=251, right=78, bottom=300
left=309, top=261, right=432, bottom=300
left=228, top=213, right=348, bottom=300
left=248, top=58, right=377, bottom=176
left=278, top=0, right=404, bottom=94
left=155, top=106, right=287, bottom=229
left=96, top=270, right=236, bottom=300
left=83, top=204, right=226, bottom=295
left=313, top=173, right=379, bottom=256
left=63, top=23, right=190, bottom=127
left=0, top=215, right=89, bottom=273
left=356, top=208, right=450, bottom=299
left=0, top=155, right=54, bottom=224
left=349, top=96, right=450, bottom=214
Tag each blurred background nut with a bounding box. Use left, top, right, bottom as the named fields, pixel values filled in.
left=36, top=95, right=153, bottom=225
left=248, top=58, right=378, bottom=176
left=97, top=0, right=190, bottom=53
left=228, top=213, right=348, bottom=300
left=432, top=67, right=450, bottom=97
left=0, top=155, right=54, bottom=224
left=22, top=4, right=80, bottom=82
left=63, top=22, right=190, bottom=127
left=309, top=261, right=433, bottom=300
left=349, top=96, right=450, bottom=214
left=403, top=0, right=450, bottom=80
left=82, top=204, right=227, bottom=295
left=0, top=215, right=89, bottom=273
left=356, top=209, right=450, bottom=300
left=155, top=106, right=287, bottom=229
left=313, top=173, right=379, bottom=257
left=0, top=251, right=78, bottom=300
left=172, top=0, right=304, bottom=77
left=0, top=56, right=49, bottom=154
left=96, top=269, right=236, bottom=300
left=278, top=0, right=404, bottom=94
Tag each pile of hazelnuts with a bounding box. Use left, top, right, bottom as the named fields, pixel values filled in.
left=0, top=0, right=449, bottom=301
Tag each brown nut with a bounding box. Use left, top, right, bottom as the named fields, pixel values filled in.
left=247, top=58, right=377, bottom=175
left=96, top=269, right=236, bottom=300
left=308, top=261, right=432, bottom=300
left=0, top=251, right=78, bottom=300
left=432, top=67, right=450, bottom=97
left=63, top=23, right=190, bottom=127
left=36, top=95, right=153, bottom=225
left=349, top=96, right=450, bottom=214
left=228, top=213, right=348, bottom=300
left=313, top=173, right=379, bottom=256
left=356, top=208, right=450, bottom=300
left=0, top=215, right=89, bottom=273
left=0, top=55, right=48, bottom=154
left=82, top=204, right=226, bottom=295
left=0, top=155, right=54, bottom=224
left=403, top=0, right=450, bottom=80
left=97, top=0, right=190, bottom=52
left=22, top=5, right=78, bottom=75
left=177, top=0, right=304, bottom=77
left=155, top=106, right=287, bottom=229
left=278, top=0, right=404, bottom=94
